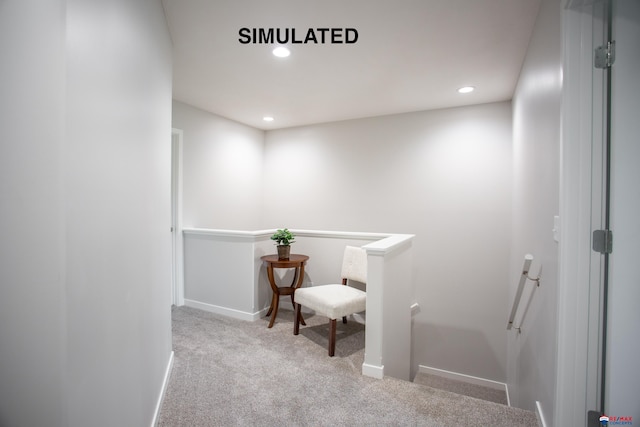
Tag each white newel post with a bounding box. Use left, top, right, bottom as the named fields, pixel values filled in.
left=362, top=235, right=415, bottom=381
left=362, top=250, right=386, bottom=379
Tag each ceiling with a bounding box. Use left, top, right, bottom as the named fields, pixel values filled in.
left=162, top=0, right=542, bottom=130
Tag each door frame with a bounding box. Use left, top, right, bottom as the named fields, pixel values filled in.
left=171, top=128, right=185, bottom=306
left=556, top=1, right=607, bottom=425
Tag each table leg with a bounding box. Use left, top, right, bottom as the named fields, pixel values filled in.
left=266, top=292, right=275, bottom=317
left=266, top=265, right=279, bottom=327
left=268, top=291, right=279, bottom=328
left=264, top=260, right=309, bottom=328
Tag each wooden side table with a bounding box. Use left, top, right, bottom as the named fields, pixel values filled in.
left=261, top=254, right=309, bottom=328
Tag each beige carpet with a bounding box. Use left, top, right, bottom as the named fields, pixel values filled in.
left=158, top=306, right=537, bottom=426
left=413, top=373, right=509, bottom=405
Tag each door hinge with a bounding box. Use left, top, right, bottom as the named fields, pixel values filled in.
left=593, top=229, right=613, bottom=254
left=595, top=41, right=616, bottom=69
left=587, top=410, right=603, bottom=427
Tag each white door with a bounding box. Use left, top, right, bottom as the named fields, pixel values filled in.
left=604, top=0, right=640, bottom=419
left=558, top=2, right=639, bottom=424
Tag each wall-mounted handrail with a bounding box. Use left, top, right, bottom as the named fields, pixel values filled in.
left=507, top=254, right=541, bottom=331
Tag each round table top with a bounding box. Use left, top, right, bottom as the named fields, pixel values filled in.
left=260, top=254, right=309, bottom=265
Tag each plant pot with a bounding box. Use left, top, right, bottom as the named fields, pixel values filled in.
left=277, top=245, right=290, bottom=260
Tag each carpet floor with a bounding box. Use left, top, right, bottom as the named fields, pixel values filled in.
left=412, top=373, right=509, bottom=405
left=158, top=306, right=538, bottom=427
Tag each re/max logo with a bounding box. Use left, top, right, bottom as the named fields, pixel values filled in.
left=600, top=415, right=634, bottom=425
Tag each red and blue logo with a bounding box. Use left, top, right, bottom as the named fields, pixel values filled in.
left=600, top=415, right=633, bottom=426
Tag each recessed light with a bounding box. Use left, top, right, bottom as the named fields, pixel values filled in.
left=272, top=46, right=290, bottom=58
left=458, top=86, right=475, bottom=94
left=263, top=116, right=274, bottom=122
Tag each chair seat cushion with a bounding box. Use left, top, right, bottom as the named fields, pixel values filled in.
left=295, top=284, right=366, bottom=320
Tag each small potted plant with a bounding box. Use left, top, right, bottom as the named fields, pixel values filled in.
left=270, top=228, right=295, bottom=260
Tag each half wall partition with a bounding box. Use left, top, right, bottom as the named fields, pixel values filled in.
left=182, top=228, right=415, bottom=381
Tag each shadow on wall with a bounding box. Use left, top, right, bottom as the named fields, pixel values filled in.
left=257, top=265, right=273, bottom=312
left=413, top=321, right=505, bottom=382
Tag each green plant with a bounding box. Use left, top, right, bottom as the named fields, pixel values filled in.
left=270, top=228, right=295, bottom=246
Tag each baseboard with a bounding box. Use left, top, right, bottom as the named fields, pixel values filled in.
left=184, top=299, right=268, bottom=321
left=536, top=401, right=547, bottom=427
left=362, top=362, right=384, bottom=379
left=417, top=365, right=509, bottom=402
left=151, top=350, right=174, bottom=427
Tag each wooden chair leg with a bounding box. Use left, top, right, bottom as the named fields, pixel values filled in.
left=341, top=279, right=349, bottom=324
left=294, top=303, right=301, bottom=335
left=328, top=319, right=337, bottom=357
left=299, top=311, right=307, bottom=326
left=294, top=295, right=306, bottom=326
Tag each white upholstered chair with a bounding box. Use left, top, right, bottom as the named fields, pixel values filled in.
left=293, top=246, right=367, bottom=356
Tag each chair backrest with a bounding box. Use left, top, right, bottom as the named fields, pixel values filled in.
left=340, top=246, right=367, bottom=284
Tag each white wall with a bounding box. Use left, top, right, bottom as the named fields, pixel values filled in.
left=182, top=230, right=267, bottom=318
left=172, top=101, right=265, bottom=229
left=0, top=2, right=67, bottom=426
left=65, top=1, right=174, bottom=425
left=508, top=0, right=562, bottom=420
left=0, top=1, right=174, bottom=425
left=263, top=103, right=513, bottom=382
left=173, top=102, right=513, bottom=383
